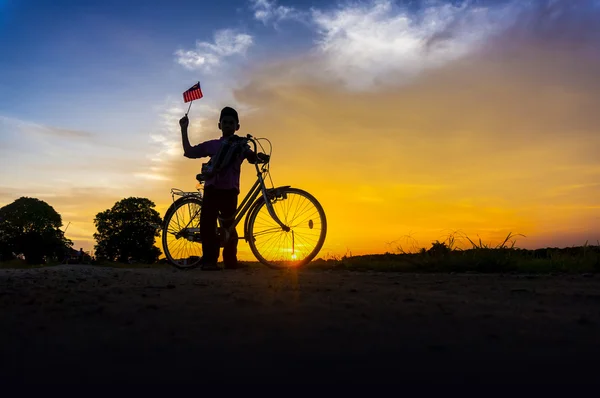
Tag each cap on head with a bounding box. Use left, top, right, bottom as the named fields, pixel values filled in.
left=219, top=106, right=239, bottom=123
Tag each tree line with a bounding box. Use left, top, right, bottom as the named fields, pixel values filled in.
left=0, top=196, right=162, bottom=265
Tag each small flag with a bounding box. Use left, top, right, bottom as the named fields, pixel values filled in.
left=183, top=82, right=203, bottom=103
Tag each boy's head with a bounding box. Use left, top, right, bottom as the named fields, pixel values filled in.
left=218, top=106, right=239, bottom=137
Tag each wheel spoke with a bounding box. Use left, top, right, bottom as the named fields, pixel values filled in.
left=162, top=198, right=203, bottom=269
left=248, top=188, right=326, bottom=268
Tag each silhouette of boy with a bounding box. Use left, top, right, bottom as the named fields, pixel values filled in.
left=179, top=107, right=269, bottom=270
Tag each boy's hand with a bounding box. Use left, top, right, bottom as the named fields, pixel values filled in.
left=257, top=153, right=270, bottom=163
left=179, top=115, right=189, bottom=129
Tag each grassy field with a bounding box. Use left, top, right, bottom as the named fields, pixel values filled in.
left=310, top=233, right=600, bottom=274
left=309, top=246, right=600, bottom=273
left=2, top=233, right=599, bottom=273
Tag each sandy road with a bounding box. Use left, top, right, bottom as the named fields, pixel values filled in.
left=0, top=264, right=599, bottom=384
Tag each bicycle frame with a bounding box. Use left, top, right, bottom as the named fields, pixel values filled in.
left=223, top=134, right=290, bottom=240
left=166, top=134, right=289, bottom=244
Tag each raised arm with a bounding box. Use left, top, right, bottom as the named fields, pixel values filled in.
left=179, top=115, right=212, bottom=159
left=179, top=116, right=195, bottom=157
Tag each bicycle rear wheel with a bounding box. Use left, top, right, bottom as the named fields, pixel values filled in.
left=247, top=187, right=327, bottom=269
left=162, top=197, right=203, bottom=269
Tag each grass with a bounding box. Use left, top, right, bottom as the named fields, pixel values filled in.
left=308, top=233, right=600, bottom=274
left=2, top=233, right=599, bottom=274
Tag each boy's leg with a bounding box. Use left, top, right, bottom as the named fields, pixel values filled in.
left=200, top=186, right=220, bottom=268
left=220, top=189, right=239, bottom=268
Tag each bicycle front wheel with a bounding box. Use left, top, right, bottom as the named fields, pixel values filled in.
left=162, top=197, right=203, bottom=269
left=247, top=187, right=327, bottom=269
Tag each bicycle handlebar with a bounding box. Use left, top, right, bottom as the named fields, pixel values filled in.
left=242, top=134, right=270, bottom=172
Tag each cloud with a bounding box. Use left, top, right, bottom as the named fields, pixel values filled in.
left=0, top=115, right=95, bottom=141
left=0, top=115, right=141, bottom=155
left=309, top=0, right=522, bottom=90
left=175, top=29, right=253, bottom=71
left=145, top=95, right=233, bottom=184
left=250, top=0, right=305, bottom=25
left=0, top=114, right=166, bottom=194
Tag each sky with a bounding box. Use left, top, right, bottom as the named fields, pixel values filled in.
left=1, top=0, right=599, bottom=259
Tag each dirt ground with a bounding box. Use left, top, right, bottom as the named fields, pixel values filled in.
left=1, top=264, right=599, bottom=385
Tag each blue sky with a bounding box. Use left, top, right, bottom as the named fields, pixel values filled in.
left=1, top=0, right=599, bottom=256
left=0, top=0, right=324, bottom=150
left=2, top=1, right=252, bottom=122
left=0, top=0, right=514, bottom=121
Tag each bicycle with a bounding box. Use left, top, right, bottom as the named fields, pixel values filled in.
left=160, top=134, right=327, bottom=270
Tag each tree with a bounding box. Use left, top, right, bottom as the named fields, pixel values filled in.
left=93, top=197, right=162, bottom=263
left=0, top=197, right=73, bottom=264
